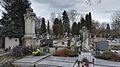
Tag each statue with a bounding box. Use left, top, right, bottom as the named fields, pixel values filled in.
left=80, top=26, right=91, bottom=51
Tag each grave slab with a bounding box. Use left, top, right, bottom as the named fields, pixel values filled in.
left=13, top=53, right=52, bottom=67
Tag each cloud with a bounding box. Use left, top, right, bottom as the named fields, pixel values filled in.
left=0, top=0, right=120, bottom=23
left=32, top=0, right=82, bottom=9
left=100, top=10, right=120, bottom=13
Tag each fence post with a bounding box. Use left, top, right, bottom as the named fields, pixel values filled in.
left=93, top=58, right=94, bottom=67
left=34, top=64, right=36, bottom=67
left=78, top=61, right=80, bottom=67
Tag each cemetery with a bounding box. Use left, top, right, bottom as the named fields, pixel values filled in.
left=0, top=0, right=120, bottom=67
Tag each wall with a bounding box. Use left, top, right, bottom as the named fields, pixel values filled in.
left=5, top=37, right=19, bottom=49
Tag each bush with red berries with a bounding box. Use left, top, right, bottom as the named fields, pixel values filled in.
left=53, top=48, right=78, bottom=57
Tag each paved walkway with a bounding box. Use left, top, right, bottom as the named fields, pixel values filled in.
left=36, top=56, right=78, bottom=67
left=0, top=49, right=5, bottom=54
left=13, top=53, right=52, bottom=67
left=0, top=49, right=12, bottom=56
left=95, top=58, right=120, bottom=67
left=74, top=52, right=120, bottom=67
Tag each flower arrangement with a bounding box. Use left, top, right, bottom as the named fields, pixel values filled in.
left=32, top=49, right=41, bottom=56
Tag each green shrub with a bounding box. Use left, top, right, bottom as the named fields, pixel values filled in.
left=96, top=51, right=112, bottom=60
left=68, top=51, right=78, bottom=57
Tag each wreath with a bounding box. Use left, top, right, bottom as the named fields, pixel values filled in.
left=81, top=57, right=89, bottom=66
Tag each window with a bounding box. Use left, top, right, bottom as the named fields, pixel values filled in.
left=15, top=39, right=17, bottom=42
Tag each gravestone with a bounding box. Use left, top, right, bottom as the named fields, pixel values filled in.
left=40, top=39, right=53, bottom=47
left=24, top=8, right=36, bottom=48
left=96, top=41, right=109, bottom=51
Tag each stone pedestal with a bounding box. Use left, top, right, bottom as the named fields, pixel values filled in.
left=24, top=37, right=35, bottom=48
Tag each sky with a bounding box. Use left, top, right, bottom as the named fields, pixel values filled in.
left=0, top=0, right=120, bottom=23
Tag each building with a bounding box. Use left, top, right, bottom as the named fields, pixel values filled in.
left=0, top=36, right=19, bottom=49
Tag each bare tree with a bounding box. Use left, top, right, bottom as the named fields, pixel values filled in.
left=111, top=11, right=120, bottom=31
left=85, top=0, right=101, bottom=5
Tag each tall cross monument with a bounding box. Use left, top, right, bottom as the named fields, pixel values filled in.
left=24, top=8, right=36, bottom=47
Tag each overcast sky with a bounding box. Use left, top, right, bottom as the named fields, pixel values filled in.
left=0, top=0, right=120, bottom=23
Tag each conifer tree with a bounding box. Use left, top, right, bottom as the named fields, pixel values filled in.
left=62, top=10, right=70, bottom=35
left=0, top=0, right=31, bottom=45
left=47, top=21, right=50, bottom=34
left=71, top=22, right=77, bottom=36
left=40, top=18, right=46, bottom=35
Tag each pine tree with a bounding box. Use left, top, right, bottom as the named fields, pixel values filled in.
left=71, top=22, right=77, bottom=36
left=52, top=18, right=64, bottom=38
left=53, top=18, right=60, bottom=37
left=85, top=12, right=92, bottom=33
left=106, top=23, right=111, bottom=38
left=88, top=12, right=92, bottom=33
left=80, top=17, right=86, bottom=28
left=62, top=10, right=70, bottom=35
left=59, top=19, right=64, bottom=35
left=47, top=21, right=50, bottom=34
left=54, top=18, right=59, bottom=24
left=85, top=14, right=89, bottom=29
left=106, top=23, right=110, bottom=32
left=40, top=18, right=46, bottom=35
left=77, top=22, right=81, bottom=33
left=0, top=0, right=31, bottom=45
